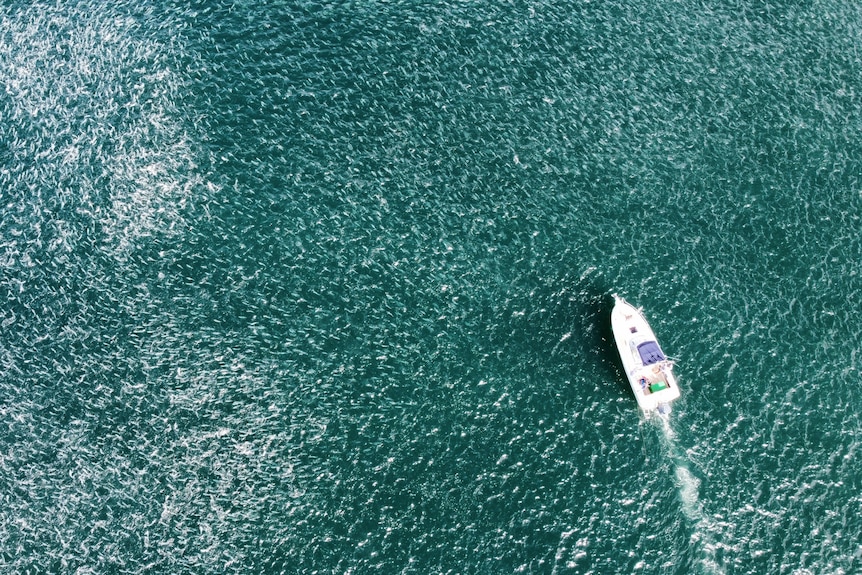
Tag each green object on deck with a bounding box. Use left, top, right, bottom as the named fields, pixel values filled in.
left=649, top=381, right=668, bottom=393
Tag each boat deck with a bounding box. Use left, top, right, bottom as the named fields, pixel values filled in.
left=632, top=365, right=672, bottom=395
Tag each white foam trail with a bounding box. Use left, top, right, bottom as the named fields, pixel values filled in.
left=656, top=416, right=726, bottom=575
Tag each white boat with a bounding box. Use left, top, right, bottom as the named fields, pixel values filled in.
left=611, top=295, right=680, bottom=414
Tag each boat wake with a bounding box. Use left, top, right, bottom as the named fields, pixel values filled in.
left=655, top=416, right=726, bottom=575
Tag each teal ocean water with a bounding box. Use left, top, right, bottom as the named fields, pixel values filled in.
left=2, top=1, right=861, bottom=573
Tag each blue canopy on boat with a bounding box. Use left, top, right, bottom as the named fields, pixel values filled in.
left=637, top=341, right=666, bottom=365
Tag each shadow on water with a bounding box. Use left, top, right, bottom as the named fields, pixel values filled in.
left=548, top=269, right=631, bottom=399
left=479, top=266, right=633, bottom=411
left=589, top=289, right=632, bottom=396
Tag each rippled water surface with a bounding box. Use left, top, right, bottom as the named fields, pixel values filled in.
left=1, top=1, right=861, bottom=573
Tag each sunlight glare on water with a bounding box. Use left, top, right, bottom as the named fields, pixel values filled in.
left=1, top=1, right=861, bottom=574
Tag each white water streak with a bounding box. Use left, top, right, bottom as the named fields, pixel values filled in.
left=659, top=417, right=726, bottom=575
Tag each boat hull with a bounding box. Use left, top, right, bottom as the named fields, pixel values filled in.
left=611, top=296, right=680, bottom=412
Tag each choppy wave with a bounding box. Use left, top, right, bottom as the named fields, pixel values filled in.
left=2, top=1, right=862, bottom=574
left=0, top=3, right=214, bottom=573
left=0, top=2, right=206, bottom=261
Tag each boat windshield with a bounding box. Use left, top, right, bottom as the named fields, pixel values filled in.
left=637, top=341, right=666, bottom=365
